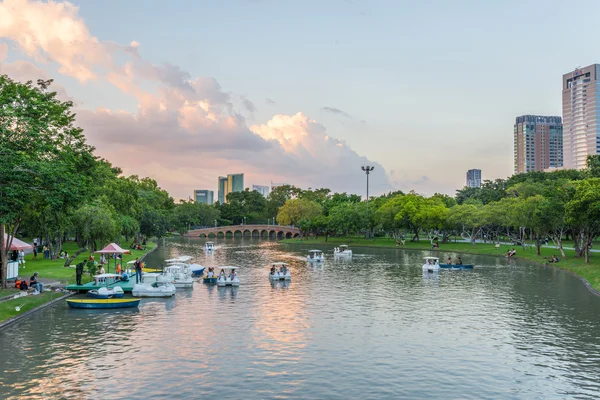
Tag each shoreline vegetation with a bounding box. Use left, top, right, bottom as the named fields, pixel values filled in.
left=281, top=237, right=600, bottom=293
left=0, top=240, right=156, bottom=325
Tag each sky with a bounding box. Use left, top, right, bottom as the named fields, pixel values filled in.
left=2, top=0, right=600, bottom=200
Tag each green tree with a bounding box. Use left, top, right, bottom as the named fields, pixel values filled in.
left=276, top=199, right=323, bottom=236
left=0, top=76, right=94, bottom=288
left=566, top=178, right=600, bottom=262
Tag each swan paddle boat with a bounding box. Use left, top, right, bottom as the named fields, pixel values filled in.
left=217, top=267, right=240, bottom=287
left=334, top=245, right=352, bottom=257
left=306, top=250, right=324, bottom=263
left=269, top=262, right=291, bottom=281
left=422, top=257, right=440, bottom=272
left=87, top=286, right=125, bottom=299
left=164, top=265, right=194, bottom=288
left=205, top=241, right=215, bottom=252
left=67, top=298, right=140, bottom=309
left=132, top=282, right=176, bottom=297
left=165, top=256, right=205, bottom=277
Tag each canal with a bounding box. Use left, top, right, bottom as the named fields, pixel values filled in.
left=1, top=238, right=600, bottom=399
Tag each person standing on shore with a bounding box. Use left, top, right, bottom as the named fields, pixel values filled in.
left=134, top=257, right=142, bottom=284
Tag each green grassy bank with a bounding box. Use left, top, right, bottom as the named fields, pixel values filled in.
left=281, top=237, right=600, bottom=292
left=16, top=240, right=156, bottom=284
left=0, top=292, right=58, bottom=322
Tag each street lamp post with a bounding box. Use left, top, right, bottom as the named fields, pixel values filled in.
left=272, top=217, right=275, bottom=226
left=214, top=219, right=217, bottom=228
left=361, top=166, right=375, bottom=210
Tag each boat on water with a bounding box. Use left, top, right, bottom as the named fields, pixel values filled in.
left=166, top=255, right=205, bottom=277
left=217, top=267, right=240, bottom=287
left=439, top=263, right=473, bottom=269
left=132, top=282, right=176, bottom=297
left=205, top=242, right=215, bottom=252
left=269, top=262, right=291, bottom=281
left=202, top=267, right=218, bottom=284
left=334, top=245, right=352, bottom=257
left=164, top=265, right=194, bottom=288
left=87, top=286, right=124, bottom=299
left=67, top=298, right=140, bottom=309
left=422, top=257, right=440, bottom=272
left=306, top=250, right=324, bottom=263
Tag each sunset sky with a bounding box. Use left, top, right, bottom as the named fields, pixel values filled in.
left=2, top=0, right=599, bottom=199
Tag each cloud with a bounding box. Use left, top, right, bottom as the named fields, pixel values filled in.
left=0, top=0, right=394, bottom=199
left=321, top=106, right=352, bottom=119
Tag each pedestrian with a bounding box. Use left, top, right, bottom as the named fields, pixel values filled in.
left=33, top=245, right=37, bottom=260
left=18, top=250, right=25, bottom=266
left=134, top=257, right=142, bottom=284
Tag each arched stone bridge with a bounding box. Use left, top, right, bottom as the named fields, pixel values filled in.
left=184, top=224, right=301, bottom=239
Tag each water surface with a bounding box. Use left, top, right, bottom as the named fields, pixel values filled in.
left=1, top=238, right=599, bottom=399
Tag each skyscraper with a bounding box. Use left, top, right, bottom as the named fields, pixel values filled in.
left=514, top=115, right=563, bottom=174
left=194, top=190, right=214, bottom=205
left=218, top=173, right=244, bottom=203
left=466, top=169, right=482, bottom=188
left=562, top=64, right=600, bottom=169
left=252, top=184, right=270, bottom=197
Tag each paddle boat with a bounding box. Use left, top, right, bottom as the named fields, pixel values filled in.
left=439, top=263, right=474, bottom=269
left=202, top=267, right=218, bottom=284
left=66, top=298, right=140, bottom=309
left=217, top=267, right=240, bottom=287
left=422, top=256, right=440, bottom=273
left=269, top=262, right=291, bottom=281
left=132, top=282, right=176, bottom=297
left=306, top=250, right=324, bottom=263
left=164, top=265, right=194, bottom=288
left=333, top=245, right=352, bottom=257
left=165, top=255, right=205, bottom=277
left=205, top=241, right=215, bottom=252
left=87, top=286, right=124, bottom=299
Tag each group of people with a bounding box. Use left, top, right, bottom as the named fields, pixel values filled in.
left=218, top=268, right=237, bottom=280
left=270, top=265, right=288, bottom=275
left=507, top=248, right=517, bottom=258
left=548, top=254, right=560, bottom=263
left=445, top=257, right=463, bottom=265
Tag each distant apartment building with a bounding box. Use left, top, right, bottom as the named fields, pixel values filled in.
left=466, top=169, right=482, bottom=188
left=194, top=190, right=214, bottom=205
left=562, top=64, right=600, bottom=169
left=252, top=184, right=270, bottom=197
left=218, top=173, right=244, bottom=203
left=514, top=115, right=563, bottom=174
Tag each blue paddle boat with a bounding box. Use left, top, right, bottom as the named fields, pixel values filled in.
left=439, top=264, right=473, bottom=269
left=66, top=298, right=140, bottom=309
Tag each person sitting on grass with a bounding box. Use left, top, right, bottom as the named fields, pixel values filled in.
left=548, top=254, right=559, bottom=263
left=30, top=272, right=44, bottom=293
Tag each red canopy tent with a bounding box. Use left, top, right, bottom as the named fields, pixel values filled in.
left=95, top=243, right=131, bottom=273
left=3, top=234, right=33, bottom=251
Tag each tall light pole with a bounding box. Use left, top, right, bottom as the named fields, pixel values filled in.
left=361, top=166, right=375, bottom=210
left=214, top=219, right=217, bottom=228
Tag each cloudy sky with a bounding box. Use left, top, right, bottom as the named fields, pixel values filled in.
left=1, top=0, right=599, bottom=199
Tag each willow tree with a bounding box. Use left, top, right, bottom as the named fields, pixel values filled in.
left=0, top=76, right=94, bottom=288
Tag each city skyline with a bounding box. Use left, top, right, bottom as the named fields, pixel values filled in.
left=2, top=0, right=600, bottom=199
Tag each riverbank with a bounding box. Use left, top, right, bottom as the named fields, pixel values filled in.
left=0, top=240, right=158, bottom=325
left=281, top=237, right=600, bottom=292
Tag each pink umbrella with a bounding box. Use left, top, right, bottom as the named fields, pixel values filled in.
left=3, top=234, right=33, bottom=251
left=95, top=243, right=131, bottom=273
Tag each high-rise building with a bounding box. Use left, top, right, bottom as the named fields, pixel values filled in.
left=218, top=173, right=244, bottom=203
left=194, top=190, right=214, bottom=205
left=562, top=64, right=600, bottom=169
left=466, top=169, right=482, bottom=188
left=514, top=115, right=563, bottom=174
left=252, top=184, right=270, bottom=197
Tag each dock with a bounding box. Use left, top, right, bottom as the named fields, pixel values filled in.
left=65, top=280, right=135, bottom=292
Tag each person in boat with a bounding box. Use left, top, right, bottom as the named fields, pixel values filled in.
left=207, top=268, right=214, bottom=278
left=281, top=265, right=287, bottom=275
left=229, top=268, right=237, bottom=279
left=98, top=265, right=106, bottom=275
left=457, top=257, right=463, bottom=265
left=219, top=269, right=226, bottom=279
left=270, top=265, right=276, bottom=275
left=446, top=257, right=452, bottom=265
left=434, top=259, right=439, bottom=265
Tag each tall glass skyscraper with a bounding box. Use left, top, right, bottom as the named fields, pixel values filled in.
left=562, top=64, right=600, bottom=169
left=194, top=190, right=214, bottom=205
left=514, top=115, right=563, bottom=174
left=218, top=173, right=244, bottom=203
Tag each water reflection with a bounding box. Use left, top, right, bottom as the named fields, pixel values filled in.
left=1, top=238, right=600, bottom=399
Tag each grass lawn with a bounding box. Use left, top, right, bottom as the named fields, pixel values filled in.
left=282, top=236, right=600, bottom=292
left=17, top=240, right=156, bottom=284
left=0, top=292, right=59, bottom=322
left=0, top=288, right=19, bottom=298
